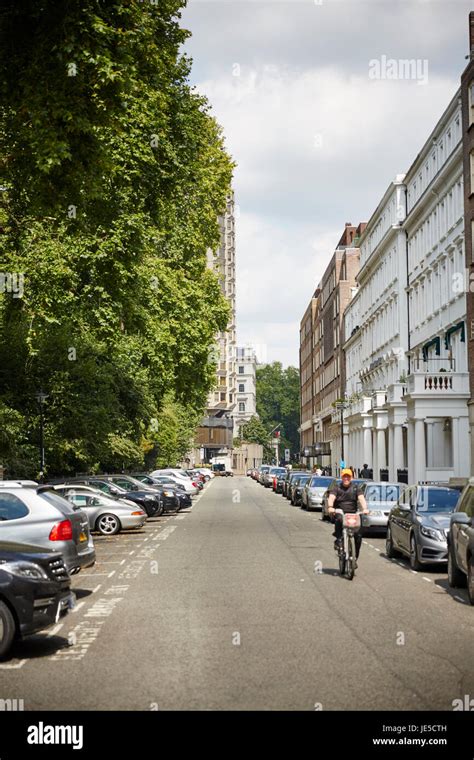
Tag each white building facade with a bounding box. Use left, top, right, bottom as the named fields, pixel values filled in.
left=232, top=345, right=258, bottom=434
left=343, top=90, right=470, bottom=483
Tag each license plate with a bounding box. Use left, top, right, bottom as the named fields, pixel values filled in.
left=79, top=531, right=87, bottom=542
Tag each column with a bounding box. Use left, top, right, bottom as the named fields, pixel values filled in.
left=414, top=418, right=426, bottom=483
left=372, top=429, right=378, bottom=478
left=393, top=424, right=404, bottom=476
left=377, top=427, right=387, bottom=478
left=363, top=425, right=372, bottom=470
left=407, top=419, right=415, bottom=484
left=388, top=425, right=394, bottom=481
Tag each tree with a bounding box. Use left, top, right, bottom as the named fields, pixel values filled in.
left=256, top=363, right=300, bottom=458
left=0, top=1, right=234, bottom=476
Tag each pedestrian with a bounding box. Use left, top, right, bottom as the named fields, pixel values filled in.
left=315, top=466, right=322, bottom=476
left=360, top=463, right=371, bottom=479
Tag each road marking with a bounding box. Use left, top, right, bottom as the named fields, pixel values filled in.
left=0, top=660, right=27, bottom=669
left=454, top=595, right=466, bottom=603
left=47, top=623, right=64, bottom=637
left=72, top=601, right=85, bottom=614
left=120, top=559, right=126, bottom=565
left=92, top=584, right=102, bottom=593
left=108, top=570, right=116, bottom=578
left=422, top=577, right=432, bottom=583
left=129, top=551, right=135, bottom=555
left=76, top=572, right=109, bottom=577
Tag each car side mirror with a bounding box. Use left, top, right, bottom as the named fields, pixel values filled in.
left=450, top=512, right=472, bottom=526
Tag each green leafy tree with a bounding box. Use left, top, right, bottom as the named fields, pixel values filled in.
left=0, top=1, right=234, bottom=476
left=256, top=363, right=300, bottom=458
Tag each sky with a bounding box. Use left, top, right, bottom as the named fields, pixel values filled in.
left=180, top=0, right=472, bottom=367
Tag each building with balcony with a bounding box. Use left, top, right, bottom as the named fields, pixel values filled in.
left=299, top=223, right=366, bottom=472
left=461, top=11, right=474, bottom=477
left=342, top=86, right=470, bottom=483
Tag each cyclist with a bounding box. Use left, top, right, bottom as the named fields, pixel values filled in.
left=327, top=468, right=369, bottom=567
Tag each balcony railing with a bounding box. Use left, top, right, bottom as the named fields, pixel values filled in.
left=406, top=371, right=470, bottom=395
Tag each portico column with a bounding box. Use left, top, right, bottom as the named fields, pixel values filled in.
left=388, top=425, right=394, bottom=481
left=414, top=418, right=426, bottom=483
left=407, top=419, right=415, bottom=484
left=377, top=428, right=387, bottom=478
left=372, top=429, right=378, bottom=478
left=393, top=424, right=404, bottom=476
left=363, top=426, right=372, bottom=470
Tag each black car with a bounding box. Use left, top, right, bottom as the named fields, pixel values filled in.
left=448, top=479, right=474, bottom=603
left=0, top=540, right=74, bottom=658
left=275, top=473, right=286, bottom=494
left=59, top=477, right=163, bottom=517
left=283, top=471, right=307, bottom=499
left=132, top=474, right=192, bottom=511
left=290, top=474, right=312, bottom=506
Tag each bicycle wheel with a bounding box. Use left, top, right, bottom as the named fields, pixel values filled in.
left=346, top=535, right=356, bottom=580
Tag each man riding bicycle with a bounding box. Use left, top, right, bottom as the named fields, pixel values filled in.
left=327, top=468, right=369, bottom=567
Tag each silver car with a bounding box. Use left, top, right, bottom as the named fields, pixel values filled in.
left=0, top=484, right=95, bottom=574
left=358, top=481, right=403, bottom=534
left=301, top=476, right=334, bottom=510
left=51, top=485, right=147, bottom=535
left=262, top=467, right=287, bottom=488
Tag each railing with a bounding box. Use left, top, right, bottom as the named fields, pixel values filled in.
left=406, top=371, right=469, bottom=395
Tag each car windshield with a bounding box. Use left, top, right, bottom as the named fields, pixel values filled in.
left=416, top=488, right=460, bottom=513
left=297, top=476, right=311, bottom=486
left=309, top=476, right=333, bottom=487
left=270, top=468, right=286, bottom=475
left=365, top=484, right=401, bottom=502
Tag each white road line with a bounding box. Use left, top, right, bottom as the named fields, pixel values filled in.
left=0, top=660, right=27, bottom=669
left=374, top=547, right=381, bottom=552
left=422, top=577, right=432, bottom=583
left=47, top=623, right=64, bottom=637
left=108, top=570, right=116, bottom=578
left=411, top=570, right=418, bottom=575
left=98, top=561, right=122, bottom=564
left=72, top=601, right=85, bottom=614
left=454, top=595, right=466, bottom=603
left=92, top=584, right=102, bottom=593
left=76, top=572, right=109, bottom=577
left=129, top=551, right=135, bottom=555
left=120, top=559, right=126, bottom=565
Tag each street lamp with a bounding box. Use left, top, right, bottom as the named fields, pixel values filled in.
left=35, top=390, right=49, bottom=482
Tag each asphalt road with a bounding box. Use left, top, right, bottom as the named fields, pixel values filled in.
left=1, top=476, right=473, bottom=710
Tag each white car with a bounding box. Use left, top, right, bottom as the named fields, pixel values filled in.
left=149, top=470, right=198, bottom=496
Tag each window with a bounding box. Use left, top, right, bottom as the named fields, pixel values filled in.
left=220, top=392, right=226, bottom=402
left=0, top=492, right=29, bottom=520
left=460, top=486, right=474, bottom=518
left=238, top=366, right=244, bottom=374
left=239, top=402, right=246, bottom=412
left=238, top=384, right=245, bottom=392
left=469, top=81, right=474, bottom=127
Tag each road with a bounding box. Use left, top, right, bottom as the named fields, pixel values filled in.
left=1, top=476, right=473, bottom=710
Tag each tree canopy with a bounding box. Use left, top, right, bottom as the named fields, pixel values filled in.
left=0, top=0, right=234, bottom=476
left=256, top=363, right=300, bottom=459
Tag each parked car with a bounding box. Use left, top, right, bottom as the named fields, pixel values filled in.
left=105, top=474, right=182, bottom=511
left=257, top=465, right=272, bottom=484
left=50, top=485, right=147, bottom=535
left=59, top=477, right=163, bottom=517
left=149, top=470, right=199, bottom=495
left=274, top=473, right=287, bottom=494
left=321, top=478, right=371, bottom=520
left=131, top=474, right=191, bottom=510
left=290, top=474, right=311, bottom=505
left=0, top=539, right=75, bottom=658
left=284, top=471, right=307, bottom=499
left=0, top=484, right=95, bottom=575
left=447, top=478, right=474, bottom=603
left=301, top=475, right=334, bottom=510
left=358, top=481, right=403, bottom=534
left=263, top=466, right=287, bottom=488
left=385, top=485, right=460, bottom=570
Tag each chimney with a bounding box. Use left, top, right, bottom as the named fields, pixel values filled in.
left=470, top=11, right=474, bottom=59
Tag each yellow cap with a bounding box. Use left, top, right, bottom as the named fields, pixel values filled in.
left=341, top=468, right=353, bottom=478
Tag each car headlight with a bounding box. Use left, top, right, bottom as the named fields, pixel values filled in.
left=0, top=561, right=49, bottom=580
left=420, top=526, right=444, bottom=542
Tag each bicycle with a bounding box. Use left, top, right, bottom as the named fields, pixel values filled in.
left=333, top=508, right=362, bottom=580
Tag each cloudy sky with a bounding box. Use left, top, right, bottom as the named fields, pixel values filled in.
left=181, top=0, right=472, bottom=367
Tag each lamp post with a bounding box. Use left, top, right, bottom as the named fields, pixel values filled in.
left=35, top=390, right=48, bottom=482
left=268, top=424, right=282, bottom=465
left=334, top=399, right=349, bottom=472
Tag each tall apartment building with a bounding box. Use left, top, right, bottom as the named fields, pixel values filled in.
left=461, top=11, right=474, bottom=476
left=298, top=223, right=365, bottom=472
left=195, top=195, right=237, bottom=463
left=233, top=345, right=258, bottom=435
left=343, top=87, right=470, bottom=483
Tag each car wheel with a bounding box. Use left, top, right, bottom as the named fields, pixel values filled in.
left=96, top=514, right=121, bottom=536
left=385, top=525, right=399, bottom=558
left=409, top=534, right=422, bottom=571
left=0, top=601, right=16, bottom=659
left=447, top=543, right=465, bottom=588
left=467, top=557, right=474, bottom=605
